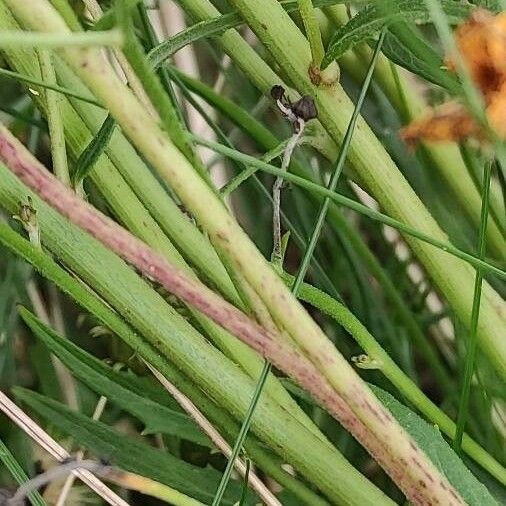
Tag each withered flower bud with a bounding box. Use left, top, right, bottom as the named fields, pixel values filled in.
left=291, top=95, right=318, bottom=122
left=270, top=84, right=285, bottom=101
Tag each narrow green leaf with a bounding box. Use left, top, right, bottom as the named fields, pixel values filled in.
left=19, top=308, right=212, bottom=447
left=383, top=22, right=459, bottom=92
left=0, top=438, right=47, bottom=506
left=322, top=0, right=472, bottom=68
left=72, top=113, right=116, bottom=186
left=0, top=67, right=101, bottom=107
left=370, top=386, right=498, bottom=506
left=13, top=388, right=254, bottom=506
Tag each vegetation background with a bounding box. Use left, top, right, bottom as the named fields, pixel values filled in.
left=0, top=1, right=504, bottom=505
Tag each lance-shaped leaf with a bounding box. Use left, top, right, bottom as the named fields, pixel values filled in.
left=322, top=0, right=473, bottom=68
left=13, top=387, right=255, bottom=505
left=20, top=308, right=212, bottom=447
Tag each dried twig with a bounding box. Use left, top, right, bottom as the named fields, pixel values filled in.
left=270, top=86, right=317, bottom=264
left=0, top=389, right=129, bottom=506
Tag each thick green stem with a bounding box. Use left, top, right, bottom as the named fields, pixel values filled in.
left=323, top=6, right=506, bottom=254
left=0, top=2, right=319, bottom=438
left=163, top=66, right=451, bottom=391
left=0, top=158, right=392, bottom=506
left=193, top=135, right=505, bottom=281
left=298, top=0, right=325, bottom=67
left=0, top=222, right=330, bottom=506
left=120, top=10, right=211, bottom=187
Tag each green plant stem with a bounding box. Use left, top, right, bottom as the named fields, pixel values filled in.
left=147, top=0, right=342, bottom=68
left=281, top=272, right=506, bottom=485
left=325, top=17, right=506, bottom=251
left=48, top=0, right=81, bottom=31
left=293, top=29, right=385, bottom=294
left=238, top=459, right=251, bottom=506
left=136, top=3, right=184, bottom=123
left=453, top=161, right=492, bottom=453
left=0, top=29, right=123, bottom=47
left=0, top=126, right=392, bottom=506
left=459, top=143, right=505, bottom=238
left=120, top=8, right=211, bottom=187
left=0, top=67, right=101, bottom=106
left=211, top=361, right=271, bottom=506
left=115, top=8, right=281, bottom=329
left=3, top=3, right=477, bottom=503
left=323, top=5, right=506, bottom=254
left=167, top=66, right=343, bottom=310
left=173, top=0, right=504, bottom=254
left=193, top=135, right=506, bottom=281
left=216, top=30, right=395, bottom=505
left=37, top=49, right=70, bottom=186
left=298, top=0, right=325, bottom=67
left=0, top=2, right=319, bottom=444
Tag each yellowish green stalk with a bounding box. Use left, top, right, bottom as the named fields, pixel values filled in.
left=0, top=29, right=123, bottom=47
left=0, top=5, right=315, bottom=436
left=282, top=272, right=506, bottom=486
left=298, top=0, right=325, bottom=67
left=37, top=48, right=70, bottom=186
left=212, top=0, right=506, bottom=380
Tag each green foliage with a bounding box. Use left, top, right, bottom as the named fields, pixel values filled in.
left=13, top=387, right=254, bottom=505
left=382, top=22, right=459, bottom=91
left=0, top=0, right=505, bottom=504
left=20, top=308, right=212, bottom=447
left=0, top=438, right=47, bottom=506
left=322, top=0, right=472, bottom=68
left=72, top=113, right=116, bottom=186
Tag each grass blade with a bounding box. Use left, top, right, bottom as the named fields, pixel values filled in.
left=0, top=437, right=47, bottom=506
left=453, top=161, right=493, bottom=452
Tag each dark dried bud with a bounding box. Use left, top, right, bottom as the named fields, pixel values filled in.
left=270, top=84, right=285, bottom=101
left=291, top=95, right=318, bottom=121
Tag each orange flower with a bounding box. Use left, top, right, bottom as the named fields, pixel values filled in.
left=401, top=9, right=506, bottom=144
